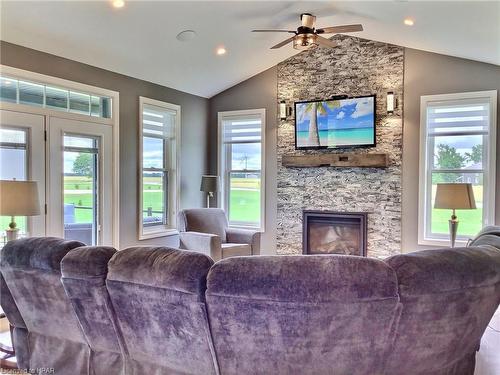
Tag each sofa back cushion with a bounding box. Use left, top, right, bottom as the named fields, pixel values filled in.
left=385, top=245, right=500, bottom=375
left=61, top=246, right=123, bottom=375
left=178, top=208, right=228, bottom=242
left=106, top=246, right=218, bottom=374
left=0, top=237, right=89, bottom=374
left=206, top=255, right=401, bottom=375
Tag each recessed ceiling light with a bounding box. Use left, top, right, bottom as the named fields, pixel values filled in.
left=112, top=0, right=125, bottom=8
left=404, top=18, right=414, bottom=26
left=176, top=30, right=197, bottom=42
left=216, top=47, right=227, bottom=56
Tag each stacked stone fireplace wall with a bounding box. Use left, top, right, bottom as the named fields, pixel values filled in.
left=277, top=35, right=404, bottom=258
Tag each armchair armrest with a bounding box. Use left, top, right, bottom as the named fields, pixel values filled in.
left=226, top=228, right=261, bottom=255
left=179, top=231, right=222, bottom=261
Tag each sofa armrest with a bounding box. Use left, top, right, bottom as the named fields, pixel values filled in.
left=226, top=228, right=261, bottom=255
left=179, top=231, right=222, bottom=261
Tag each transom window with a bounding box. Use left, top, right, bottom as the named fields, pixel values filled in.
left=0, top=75, right=112, bottom=118
left=418, top=91, right=497, bottom=245
left=139, top=97, right=180, bottom=239
left=218, top=109, right=265, bottom=229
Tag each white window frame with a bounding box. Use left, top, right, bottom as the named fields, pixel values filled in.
left=0, top=65, right=120, bottom=247
left=418, top=90, right=497, bottom=246
left=138, top=97, right=181, bottom=240
left=218, top=109, right=266, bottom=231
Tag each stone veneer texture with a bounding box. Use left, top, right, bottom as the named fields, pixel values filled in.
left=277, top=35, right=404, bottom=258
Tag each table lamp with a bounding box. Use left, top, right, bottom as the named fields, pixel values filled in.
left=0, top=180, right=40, bottom=241
left=434, top=183, right=476, bottom=247
left=200, top=175, right=219, bottom=208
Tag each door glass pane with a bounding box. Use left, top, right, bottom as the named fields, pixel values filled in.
left=0, top=128, right=28, bottom=235
left=0, top=77, right=17, bottom=103
left=432, top=134, right=483, bottom=170
left=430, top=172, right=483, bottom=237
left=228, top=171, right=260, bottom=225
left=69, top=92, right=90, bottom=115
left=142, top=171, right=166, bottom=226
left=63, top=135, right=98, bottom=245
left=230, top=143, right=261, bottom=170
left=143, top=137, right=164, bottom=169
left=19, top=81, right=44, bottom=106
left=46, top=86, right=68, bottom=110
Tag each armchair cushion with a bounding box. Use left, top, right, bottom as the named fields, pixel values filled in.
left=178, top=208, right=228, bottom=243
left=226, top=227, right=261, bottom=255
left=179, top=231, right=222, bottom=260
left=221, top=243, right=251, bottom=258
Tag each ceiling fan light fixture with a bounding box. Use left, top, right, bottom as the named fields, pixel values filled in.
left=293, top=34, right=317, bottom=50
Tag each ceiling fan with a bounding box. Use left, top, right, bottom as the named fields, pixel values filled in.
left=252, top=13, right=363, bottom=50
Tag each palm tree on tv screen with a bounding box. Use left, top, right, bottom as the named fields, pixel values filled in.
left=300, top=100, right=340, bottom=146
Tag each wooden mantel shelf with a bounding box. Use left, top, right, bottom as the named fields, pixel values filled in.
left=282, top=153, right=389, bottom=168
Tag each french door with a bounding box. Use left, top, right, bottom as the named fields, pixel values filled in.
left=0, top=110, right=113, bottom=245
left=0, top=110, right=45, bottom=237
left=48, top=117, right=113, bottom=245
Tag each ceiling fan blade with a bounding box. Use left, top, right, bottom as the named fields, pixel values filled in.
left=252, top=29, right=296, bottom=33
left=316, top=24, right=364, bottom=34
left=271, top=36, right=296, bottom=49
left=315, top=36, right=337, bottom=49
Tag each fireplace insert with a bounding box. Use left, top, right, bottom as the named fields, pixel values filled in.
left=303, top=211, right=367, bottom=256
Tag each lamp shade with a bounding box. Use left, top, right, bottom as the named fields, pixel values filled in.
left=0, top=180, right=41, bottom=216
left=434, top=183, right=476, bottom=210
left=200, top=175, right=219, bottom=193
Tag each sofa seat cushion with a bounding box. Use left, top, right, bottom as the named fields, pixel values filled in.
left=221, top=243, right=251, bottom=258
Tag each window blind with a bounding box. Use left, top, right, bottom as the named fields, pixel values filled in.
left=222, top=116, right=262, bottom=144
left=143, top=104, right=176, bottom=138
left=427, top=98, right=490, bottom=135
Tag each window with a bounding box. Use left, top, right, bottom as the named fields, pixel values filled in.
left=218, top=109, right=265, bottom=229
left=139, top=97, right=180, bottom=239
left=63, top=134, right=100, bottom=245
left=0, top=75, right=112, bottom=118
left=418, top=91, right=497, bottom=245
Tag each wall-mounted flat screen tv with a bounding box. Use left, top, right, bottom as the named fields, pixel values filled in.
left=295, top=95, right=376, bottom=149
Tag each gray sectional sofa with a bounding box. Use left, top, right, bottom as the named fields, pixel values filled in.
left=1, top=227, right=500, bottom=375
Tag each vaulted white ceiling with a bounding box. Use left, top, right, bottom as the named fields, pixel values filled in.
left=1, top=1, right=498, bottom=98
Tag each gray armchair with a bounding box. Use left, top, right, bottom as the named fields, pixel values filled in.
left=178, top=208, right=261, bottom=261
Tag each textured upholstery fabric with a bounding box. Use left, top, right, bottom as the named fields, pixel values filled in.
left=106, top=246, right=218, bottom=375
left=0, top=237, right=89, bottom=374
left=206, top=255, right=401, bottom=375
left=3, top=232, right=500, bottom=375
left=178, top=208, right=228, bottom=242
left=0, top=272, right=28, bottom=369
left=61, top=246, right=124, bottom=375
left=385, top=245, right=500, bottom=375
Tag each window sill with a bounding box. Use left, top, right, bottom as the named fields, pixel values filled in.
left=417, top=237, right=469, bottom=248
left=139, top=227, right=179, bottom=241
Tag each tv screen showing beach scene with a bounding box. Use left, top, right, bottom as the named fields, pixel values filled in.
left=295, top=95, right=376, bottom=149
